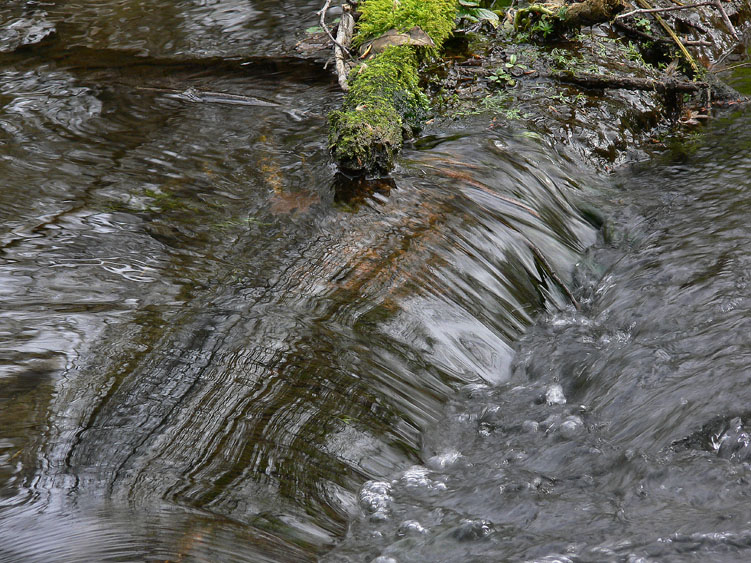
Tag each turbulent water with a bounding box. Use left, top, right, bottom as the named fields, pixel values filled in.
left=1, top=2, right=751, bottom=562
left=327, top=112, right=751, bottom=562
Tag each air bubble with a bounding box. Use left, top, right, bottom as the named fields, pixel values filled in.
left=546, top=384, right=567, bottom=405
left=359, top=481, right=393, bottom=521
left=397, top=520, right=427, bottom=536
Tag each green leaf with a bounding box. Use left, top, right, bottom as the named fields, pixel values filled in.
left=474, top=8, right=500, bottom=22
left=460, top=7, right=499, bottom=27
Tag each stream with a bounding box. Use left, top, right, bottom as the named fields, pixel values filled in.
left=2, top=2, right=751, bottom=562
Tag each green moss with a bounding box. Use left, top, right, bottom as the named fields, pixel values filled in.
left=329, top=45, right=429, bottom=173
left=346, top=46, right=428, bottom=124
left=356, top=0, right=458, bottom=48
left=329, top=106, right=402, bottom=173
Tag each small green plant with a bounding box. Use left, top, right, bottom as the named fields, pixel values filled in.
left=551, top=91, right=586, bottom=105
left=483, top=92, right=510, bottom=109
left=635, top=17, right=651, bottom=33
left=501, top=107, right=524, bottom=119
left=550, top=48, right=568, bottom=67
left=487, top=54, right=528, bottom=88
left=488, top=69, right=515, bottom=86
left=514, top=5, right=566, bottom=41
left=623, top=40, right=645, bottom=65
left=531, top=16, right=555, bottom=38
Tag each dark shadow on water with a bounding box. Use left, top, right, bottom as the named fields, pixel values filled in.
left=332, top=173, right=396, bottom=209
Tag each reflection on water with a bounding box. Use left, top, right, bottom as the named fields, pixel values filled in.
left=0, top=3, right=596, bottom=560
left=5, top=2, right=750, bottom=561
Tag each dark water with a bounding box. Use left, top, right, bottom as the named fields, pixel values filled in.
left=1, top=2, right=751, bottom=562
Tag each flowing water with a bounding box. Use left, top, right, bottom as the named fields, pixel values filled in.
left=1, top=2, right=751, bottom=562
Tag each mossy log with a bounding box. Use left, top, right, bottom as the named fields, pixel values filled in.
left=564, top=0, right=626, bottom=28
left=514, top=0, right=627, bottom=36
left=329, top=45, right=428, bottom=174
left=328, top=0, right=458, bottom=175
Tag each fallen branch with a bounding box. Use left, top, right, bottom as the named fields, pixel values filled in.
left=616, top=2, right=716, bottom=19
left=318, top=0, right=352, bottom=57
left=328, top=0, right=458, bottom=175
left=553, top=71, right=709, bottom=93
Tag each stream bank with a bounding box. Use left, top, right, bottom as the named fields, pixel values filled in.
left=305, top=0, right=751, bottom=173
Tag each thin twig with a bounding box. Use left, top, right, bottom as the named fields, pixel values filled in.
left=711, top=41, right=740, bottom=70
left=715, top=61, right=751, bottom=72
left=616, top=2, right=716, bottom=19
left=713, top=0, right=739, bottom=41
left=318, top=0, right=352, bottom=57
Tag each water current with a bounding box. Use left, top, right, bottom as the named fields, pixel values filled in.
left=1, top=2, right=751, bottom=562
